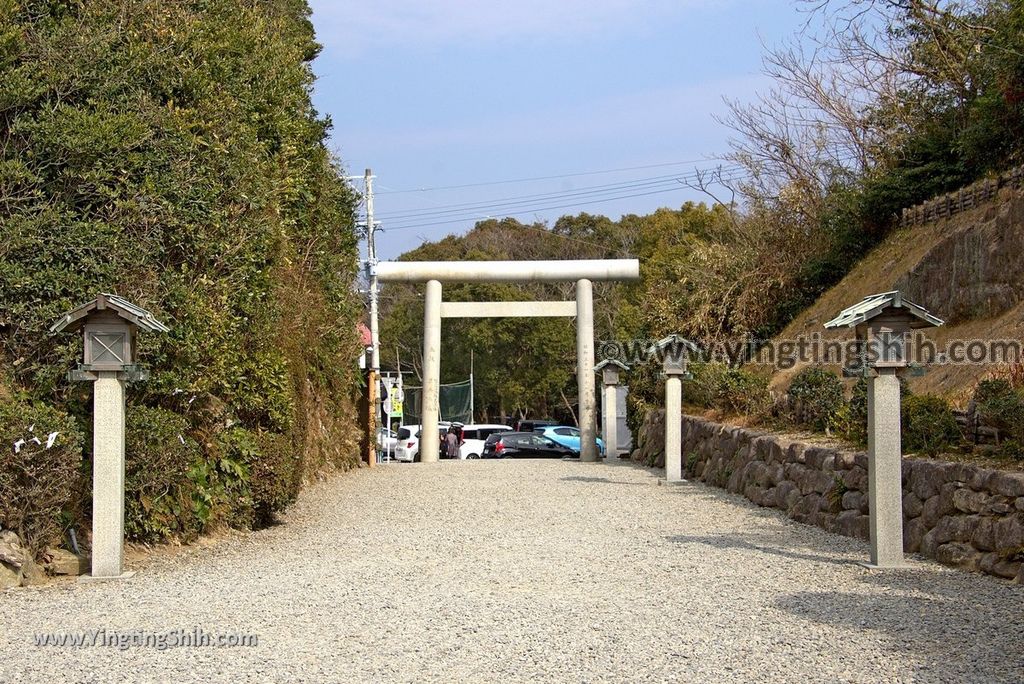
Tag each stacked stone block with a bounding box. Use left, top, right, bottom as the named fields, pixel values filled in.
left=633, top=412, right=1024, bottom=582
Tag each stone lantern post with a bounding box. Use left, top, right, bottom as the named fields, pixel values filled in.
left=647, top=335, right=698, bottom=484
left=594, top=360, right=629, bottom=460
left=51, top=294, right=169, bottom=580
left=825, top=291, right=943, bottom=568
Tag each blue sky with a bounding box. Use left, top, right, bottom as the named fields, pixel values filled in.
left=307, top=1, right=809, bottom=259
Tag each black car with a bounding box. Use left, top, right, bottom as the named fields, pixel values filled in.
left=515, top=419, right=558, bottom=433
left=482, top=431, right=577, bottom=459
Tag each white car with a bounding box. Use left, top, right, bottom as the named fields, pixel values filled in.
left=395, top=423, right=451, bottom=463
left=376, top=427, right=399, bottom=459
left=458, top=424, right=513, bottom=459
left=393, top=423, right=512, bottom=461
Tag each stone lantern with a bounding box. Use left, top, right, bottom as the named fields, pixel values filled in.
left=51, top=294, right=169, bottom=580
left=825, top=290, right=943, bottom=568
left=594, top=360, right=629, bottom=459
left=647, top=335, right=699, bottom=483
left=51, top=293, right=169, bottom=379
left=650, top=334, right=698, bottom=379
left=828, top=291, right=943, bottom=376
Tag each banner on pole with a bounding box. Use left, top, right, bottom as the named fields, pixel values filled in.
left=382, top=377, right=404, bottom=418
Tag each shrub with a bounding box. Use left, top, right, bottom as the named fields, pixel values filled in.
left=788, top=367, right=844, bottom=432
left=0, top=396, right=84, bottom=556
left=625, top=360, right=661, bottom=441
left=825, top=475, right=848, bottom=513
left=626, top=395, right=656, bottom=453
left=718, top=368, right=771, bottom=416
left=124, top=406, right=204, bottom=543
left=687, top=363, right=770, bottom=417
left=842, top=376, right=911, bottom=446
left=686, top=363, right=722, bottom=408
left=902, top=394, right=961, bottom=457
left=989, top=439, right=1024, bottom=462
left=973, top=379, right=1024, bottom=442
left=829, top=401, right=858, bottom=445
left=973, top=378, right=1015, bottom=406
left=186, top=427, right=256, bottom=531
left=846, top=377, right=869, bottom=443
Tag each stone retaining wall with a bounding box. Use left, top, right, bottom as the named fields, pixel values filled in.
left=631, top=410, right=1024, bottom=582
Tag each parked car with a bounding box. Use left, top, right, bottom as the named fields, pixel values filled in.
left=376, top=427, right=399, bottom=456
left=458, top=424, right=513, bottom=459
left=481, top=431, right=577, bottom=459
left=395, top=422, right=451, bottom=462
left=515, top=419, right=558, bottom=433
left=535, top=425, right=605, bottom=456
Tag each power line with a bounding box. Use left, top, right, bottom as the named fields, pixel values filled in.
left=374, top=157, right=729, bottom=195
left=379, top=179, right=698, bottom=223
left=376, top=172, right=691, bottom=218
left=381, top=167, right=747, bottom=230
left=380, top=170, right=749, bottom=232
left=375, top=168, right=744, bottom=221
left=380, top=187, right=680, bottom=231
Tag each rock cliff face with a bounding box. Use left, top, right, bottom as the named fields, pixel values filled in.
left=897, top=189, right=1024, bottom=323
left=632, top=412, right=1024, bottom=583
left=774, top=183, right=1024, bottom=396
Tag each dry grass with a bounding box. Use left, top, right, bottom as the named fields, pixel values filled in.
left=908, top=449, right=1024, bottom=472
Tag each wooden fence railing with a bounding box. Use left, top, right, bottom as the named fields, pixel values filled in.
left=900, top=165, right=1024, bottom=228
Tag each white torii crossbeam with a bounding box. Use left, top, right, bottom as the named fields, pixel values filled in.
left=440, top=301, right=576, bottom=318
left=374, top=259, right=640, bottom=463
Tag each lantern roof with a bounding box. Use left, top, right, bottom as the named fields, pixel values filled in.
left=50, top=293, right=170, bottom=334
left=646, top=334, right=700, bottom=356
left=824, top=291, right=943, bottom=330
left=594, top=359, right=630, bottom=372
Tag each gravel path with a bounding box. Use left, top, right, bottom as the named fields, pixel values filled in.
left=2, top=458, right=1022, bottom=683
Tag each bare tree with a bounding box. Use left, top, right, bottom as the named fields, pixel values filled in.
left=723, top=0, right=996, bottom=213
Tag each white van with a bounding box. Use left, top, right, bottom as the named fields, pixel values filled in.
left=459, top=424, right=513, bottom=459
left=394, top=423, right=450, bottom=463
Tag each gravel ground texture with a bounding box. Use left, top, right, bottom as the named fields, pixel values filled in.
left=2, top=458, right=1022, bottom=683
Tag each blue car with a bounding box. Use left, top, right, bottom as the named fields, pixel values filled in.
left=535, top=426, right=605, bottom=456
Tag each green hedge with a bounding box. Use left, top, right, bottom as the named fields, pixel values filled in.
left=837, top=376, right=911, bottom=447
left=216, top=427, right=301, bottom=528
left=124, top=406, right=204, bottom=543
left=0, top=1, right=362, bottom=552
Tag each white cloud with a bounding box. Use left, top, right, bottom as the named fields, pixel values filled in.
left=308, top=0, right=706, bottom=55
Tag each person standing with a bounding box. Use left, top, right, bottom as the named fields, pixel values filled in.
left=445, top=427, right=460, bottom=459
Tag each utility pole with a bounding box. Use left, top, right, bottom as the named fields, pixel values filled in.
left=365, top=168, right=379, bottom=467
left=365, top=168, right=380, bottom=372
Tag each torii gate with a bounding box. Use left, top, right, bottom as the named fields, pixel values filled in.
left=374, top=259, right=640, bottom=463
